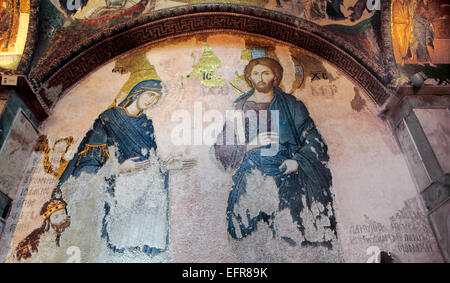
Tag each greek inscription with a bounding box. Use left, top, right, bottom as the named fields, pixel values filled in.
left=311, top=72, right=328, bottom=81
left=311, top=85, right=336, bottom=97
left=397, top=242, right=433, bottom=253
left=200, top=84, right=234, bottom=96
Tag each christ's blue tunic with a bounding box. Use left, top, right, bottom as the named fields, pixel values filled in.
left=215, top=88, right=336, bottom=248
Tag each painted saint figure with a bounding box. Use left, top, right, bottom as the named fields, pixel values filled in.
left=15, top=199, right=71, bottom=261
left=57, top=0, right=152, bottom=27
left=392, top=0, right=413, bottom=65
left=408, top=0, right=437, bottom=66
left=214, top=58, right=337, bottom=248
left=18, top=80, right=195, bottom=261
left=57, top=80, right=170, bottom=185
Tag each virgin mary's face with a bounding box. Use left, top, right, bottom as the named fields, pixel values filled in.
left=137, top=91, right=161, bottom=110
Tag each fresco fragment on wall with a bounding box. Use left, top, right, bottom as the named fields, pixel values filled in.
left=46, top=0, right=376, bottom=26
left=391, top=0, right=450, bottom=66
left=168, top=0, right=376, bottom=25
left=0, top=100, right=6, bottom=114
left=345, top=197, right=440, bottom=262
left=2, top=34, right=444, bottom=263
left=29, top=0, right=385, bottom=83
left=324, top=11, right=383, bottom=65
left=50, top=0, right=152, bottom=27
left=0, top=0, right=30, bottom=69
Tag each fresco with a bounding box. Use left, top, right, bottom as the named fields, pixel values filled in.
left=214, top=57, right=337, bottom=248
left=49, top=0, right=152, bottom=26
left=168, top=0, right=376, bottom=24
left=0, top=100, right=6, bottom=114
left=391, top=0, right=450, bottom=66
left=45, top=0, right=376, bottom=25
left=1, top=33, right=444, bottom=262
left=16, top=79, right=197, bottom=261
left=0, top=0, right=30, bottom=69
left=28, top=0, right=386, bottom=83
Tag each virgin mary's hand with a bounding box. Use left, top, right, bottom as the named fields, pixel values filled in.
left=119, top=157, right=151, bottom=173
left=162, top=157, right=197, bottom=173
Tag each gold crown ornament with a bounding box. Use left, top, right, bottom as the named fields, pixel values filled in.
left=42, top=200, right=66, bottom=220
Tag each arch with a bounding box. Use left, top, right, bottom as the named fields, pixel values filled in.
left=30, top=4, right=394, bottom=113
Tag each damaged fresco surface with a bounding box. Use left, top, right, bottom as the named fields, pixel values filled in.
left=45, top=0, right=376, bottom=26
left=390, top=0, right=450, bottom=85
left=0, top=0, right=30, bottom=69
left=391, top=0, right=450, bottom=66
left=0, top=34, right=444, bottom=262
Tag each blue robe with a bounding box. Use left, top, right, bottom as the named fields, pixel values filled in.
left=58, top=106, right=158, bottom=185
left=215, top=88, right=336, bottom=248
left=56, top=106, right=168, bottom=255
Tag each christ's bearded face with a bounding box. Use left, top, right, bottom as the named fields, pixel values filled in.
left=249, top=64, right=276, bottom=93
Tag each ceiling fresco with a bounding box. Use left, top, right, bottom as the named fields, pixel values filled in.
left=48, top=0, right=376, bottom=25
left=0, top=0, right=30, bottom=69
left=17, top=1, right=392, bottom=92
left=0, top=0, right=448, bottom=112
left=391, top=0, right=450, bottom=83
left=391, top=0, right=449, bottom=66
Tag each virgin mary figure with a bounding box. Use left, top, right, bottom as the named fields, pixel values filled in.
left=52, top=79, right=195, bottom=262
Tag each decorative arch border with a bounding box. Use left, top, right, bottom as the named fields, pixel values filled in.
left=25, top=4, right=396, bottom=113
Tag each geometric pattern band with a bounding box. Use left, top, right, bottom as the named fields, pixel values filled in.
left=39, top=11, right=390, bottom=109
